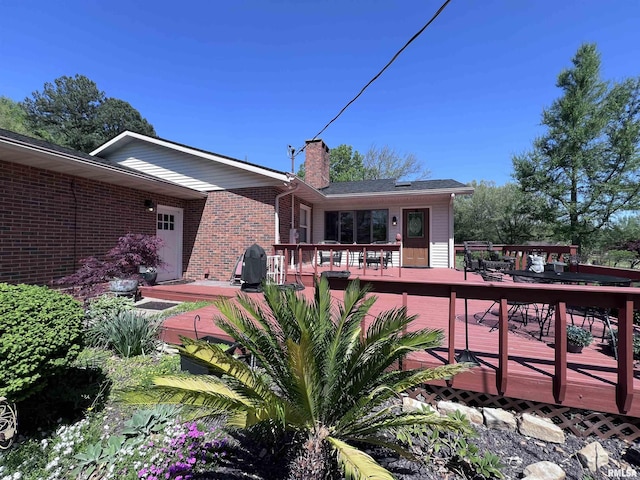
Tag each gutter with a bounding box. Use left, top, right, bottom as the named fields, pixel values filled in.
left=275, top=180, right=299, bottom=244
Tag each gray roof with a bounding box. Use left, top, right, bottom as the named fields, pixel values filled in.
left=320, top=178, right=469, bottom=195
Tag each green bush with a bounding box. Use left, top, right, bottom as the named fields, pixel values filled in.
left=0, top=283, right=84, bottom=402
left=566, top=325, right=593, bottom=347
left=85, top=294, right=135, bottom=327
left=86, top=310, right=162, bottom=357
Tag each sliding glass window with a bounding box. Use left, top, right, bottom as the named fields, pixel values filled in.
left=324, top=209, right=388, bottom=243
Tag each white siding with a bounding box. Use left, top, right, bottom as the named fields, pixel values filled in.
left=312, top=197, right=453, bottom=268
left=429, top=200, right=451, bottom=268
left=103, top=141, right=283, bottom=191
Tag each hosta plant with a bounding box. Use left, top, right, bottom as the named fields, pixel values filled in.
left=126, top=278, right=472, bottom=480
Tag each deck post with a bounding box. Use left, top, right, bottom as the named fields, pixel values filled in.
left=553, top=302, right=567, bottom=403
left=497, top=298, right=509, bottom=395
left=400, top=291, right=408, bottom=371
left=617, top=299, right=634, bottom=413
left=448, top=289, right=456, bottom=367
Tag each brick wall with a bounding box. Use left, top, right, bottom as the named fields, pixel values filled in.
left=1, top=160, right=310, bottom=285
left=0, top=159, right=186, bottom=285
left=185, top=186, right=288, bottom=281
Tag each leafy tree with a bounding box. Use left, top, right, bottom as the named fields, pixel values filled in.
left=513, top=43, right=640, bottom=248
left=0, top=96, right=34, bottom=135
left=329, top=144, right=366, bottom=181
left=95, top=97, right=155, bottom=142
left=22, top=74, right=156, bottom=152
left=363, top=144, right=430, bottom=180
left=126, top=279, right=471, bottom=480
left=454, top=181, right=546, bottom=244
left=298, top=143, right=429, bottom=182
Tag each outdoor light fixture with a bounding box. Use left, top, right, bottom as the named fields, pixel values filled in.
left=392, top=216, right=397, bottom=226
left=144, top=199, right=155, bottom=212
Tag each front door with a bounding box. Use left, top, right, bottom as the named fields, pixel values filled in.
left=402, top=208, right=429, bottom=267
left=156, top=205, right=183, bottom=282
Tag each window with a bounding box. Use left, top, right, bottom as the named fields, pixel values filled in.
left=299, top=205, right=311, bottom=243
left=158, top=213, right=175, bottom=231
left=324, top=209, right=388, bottom=243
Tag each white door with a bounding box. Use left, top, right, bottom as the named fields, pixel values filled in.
left=156, top=206, right=183, bottom=282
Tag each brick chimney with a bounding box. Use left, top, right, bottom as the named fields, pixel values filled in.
left=304, top=139, right=330, bottom=189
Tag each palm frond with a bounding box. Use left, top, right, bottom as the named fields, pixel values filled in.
left=180, top=338, right=276, bottom=401
left=286, top=336, right=320, bottom=424
left=327, top=436, right=395, bottom=480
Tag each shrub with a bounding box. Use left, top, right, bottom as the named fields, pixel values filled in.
left=56, top=233, right=164, bottom=300
left=566, top=325, right=593, bottom=347
left=85, top=294, right=136, bottom=327
left=86, top=310, right=163, bottom=357
left=0, top=283, right=84, bottom=402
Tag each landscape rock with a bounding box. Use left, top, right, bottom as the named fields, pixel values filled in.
left=518, top=413, right=566, bottom=444
left=522, top=461, right=566, bottom=480
left=483, top=407, right=516, bottom=431
left=436, top=400, right=483, bottom=424
left=576, top=441, right=609, bottom=472
left=402, top=397, right=438, bottom=415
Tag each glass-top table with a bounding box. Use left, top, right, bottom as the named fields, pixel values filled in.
left=502, top=270, right=632, bottom=286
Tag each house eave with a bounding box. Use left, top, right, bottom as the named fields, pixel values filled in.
left=91, top=131, right=291, bottom=183
left=323, top=187, right=475, bottom=200
left=0, top=137, right=207, bottom=200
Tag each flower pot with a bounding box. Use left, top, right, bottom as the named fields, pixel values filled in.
left=141, top=270, right=158, bottom=285
left=567, top=341, right=584, bottom=353
left=109, top=278, right=139, bottom=293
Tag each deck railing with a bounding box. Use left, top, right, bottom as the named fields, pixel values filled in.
left=272, top=243, right=402, bottom=279
left=323, top=275, right=639, bottom=416
left=455, top=243, right=579, bottom=270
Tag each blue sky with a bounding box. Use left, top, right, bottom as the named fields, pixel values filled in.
left=2, top=0, right=639, bottom=185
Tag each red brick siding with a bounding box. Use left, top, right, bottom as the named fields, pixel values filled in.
left=184, top=187, right=276, bottom=281
left=0, top=159, right=186, bottom=285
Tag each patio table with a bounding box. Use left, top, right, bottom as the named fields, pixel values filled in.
left=502, top=270, right=633, bottom=356
left=502, top=270, right=632, bottom=286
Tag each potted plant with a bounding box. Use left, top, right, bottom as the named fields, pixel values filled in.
left=56, top=233, right=164, bottom=300
left=566, top=324, right=593, bottom=353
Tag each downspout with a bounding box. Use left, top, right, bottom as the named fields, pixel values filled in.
left=275, top=182, right=299, bottom=244
left=449, top=193, right=455, bottom=268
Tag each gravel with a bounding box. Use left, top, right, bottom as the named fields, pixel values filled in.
left=199, top=422, right=635, bottom=479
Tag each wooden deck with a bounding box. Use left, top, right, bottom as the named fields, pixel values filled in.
left=141, top=266, right=640, bottom=418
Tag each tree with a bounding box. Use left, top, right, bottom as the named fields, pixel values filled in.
left=126, top=279, right=471, bottom=479
left=363, top=144, right=430, bottom=180
left=454, top=181, right=546, bottom=244
left=297, top=143, right=430, bottom=182
left=513, top=44, right=640, bottom=248
left=22, top=74, right=156, bottom=152
left=94, top=97, right=156, bottom=141
left=329, top=144, right=366, bottom=181
left=0, top=96, right=34, bottom=135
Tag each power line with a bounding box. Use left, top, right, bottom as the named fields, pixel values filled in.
left=293, top=0, right=452, bottom=160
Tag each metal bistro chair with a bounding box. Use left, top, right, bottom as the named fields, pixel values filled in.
left=318, top=241, right=343, bottom=267
left=359, top=242, right=392, bottom=269
left=477, top=271, right=539, bottom=331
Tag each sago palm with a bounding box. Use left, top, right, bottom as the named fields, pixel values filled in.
left=126, top=278, right=472, bottom=480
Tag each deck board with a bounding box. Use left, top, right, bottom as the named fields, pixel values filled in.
left=144, top=267, right=639, bottom=417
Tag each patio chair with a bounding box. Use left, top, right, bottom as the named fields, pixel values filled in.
left=477, top=271, right=539, bottom=330
left=359, top=243, right=392, bottom=269
left=318, top=241, right=342, bottom=267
